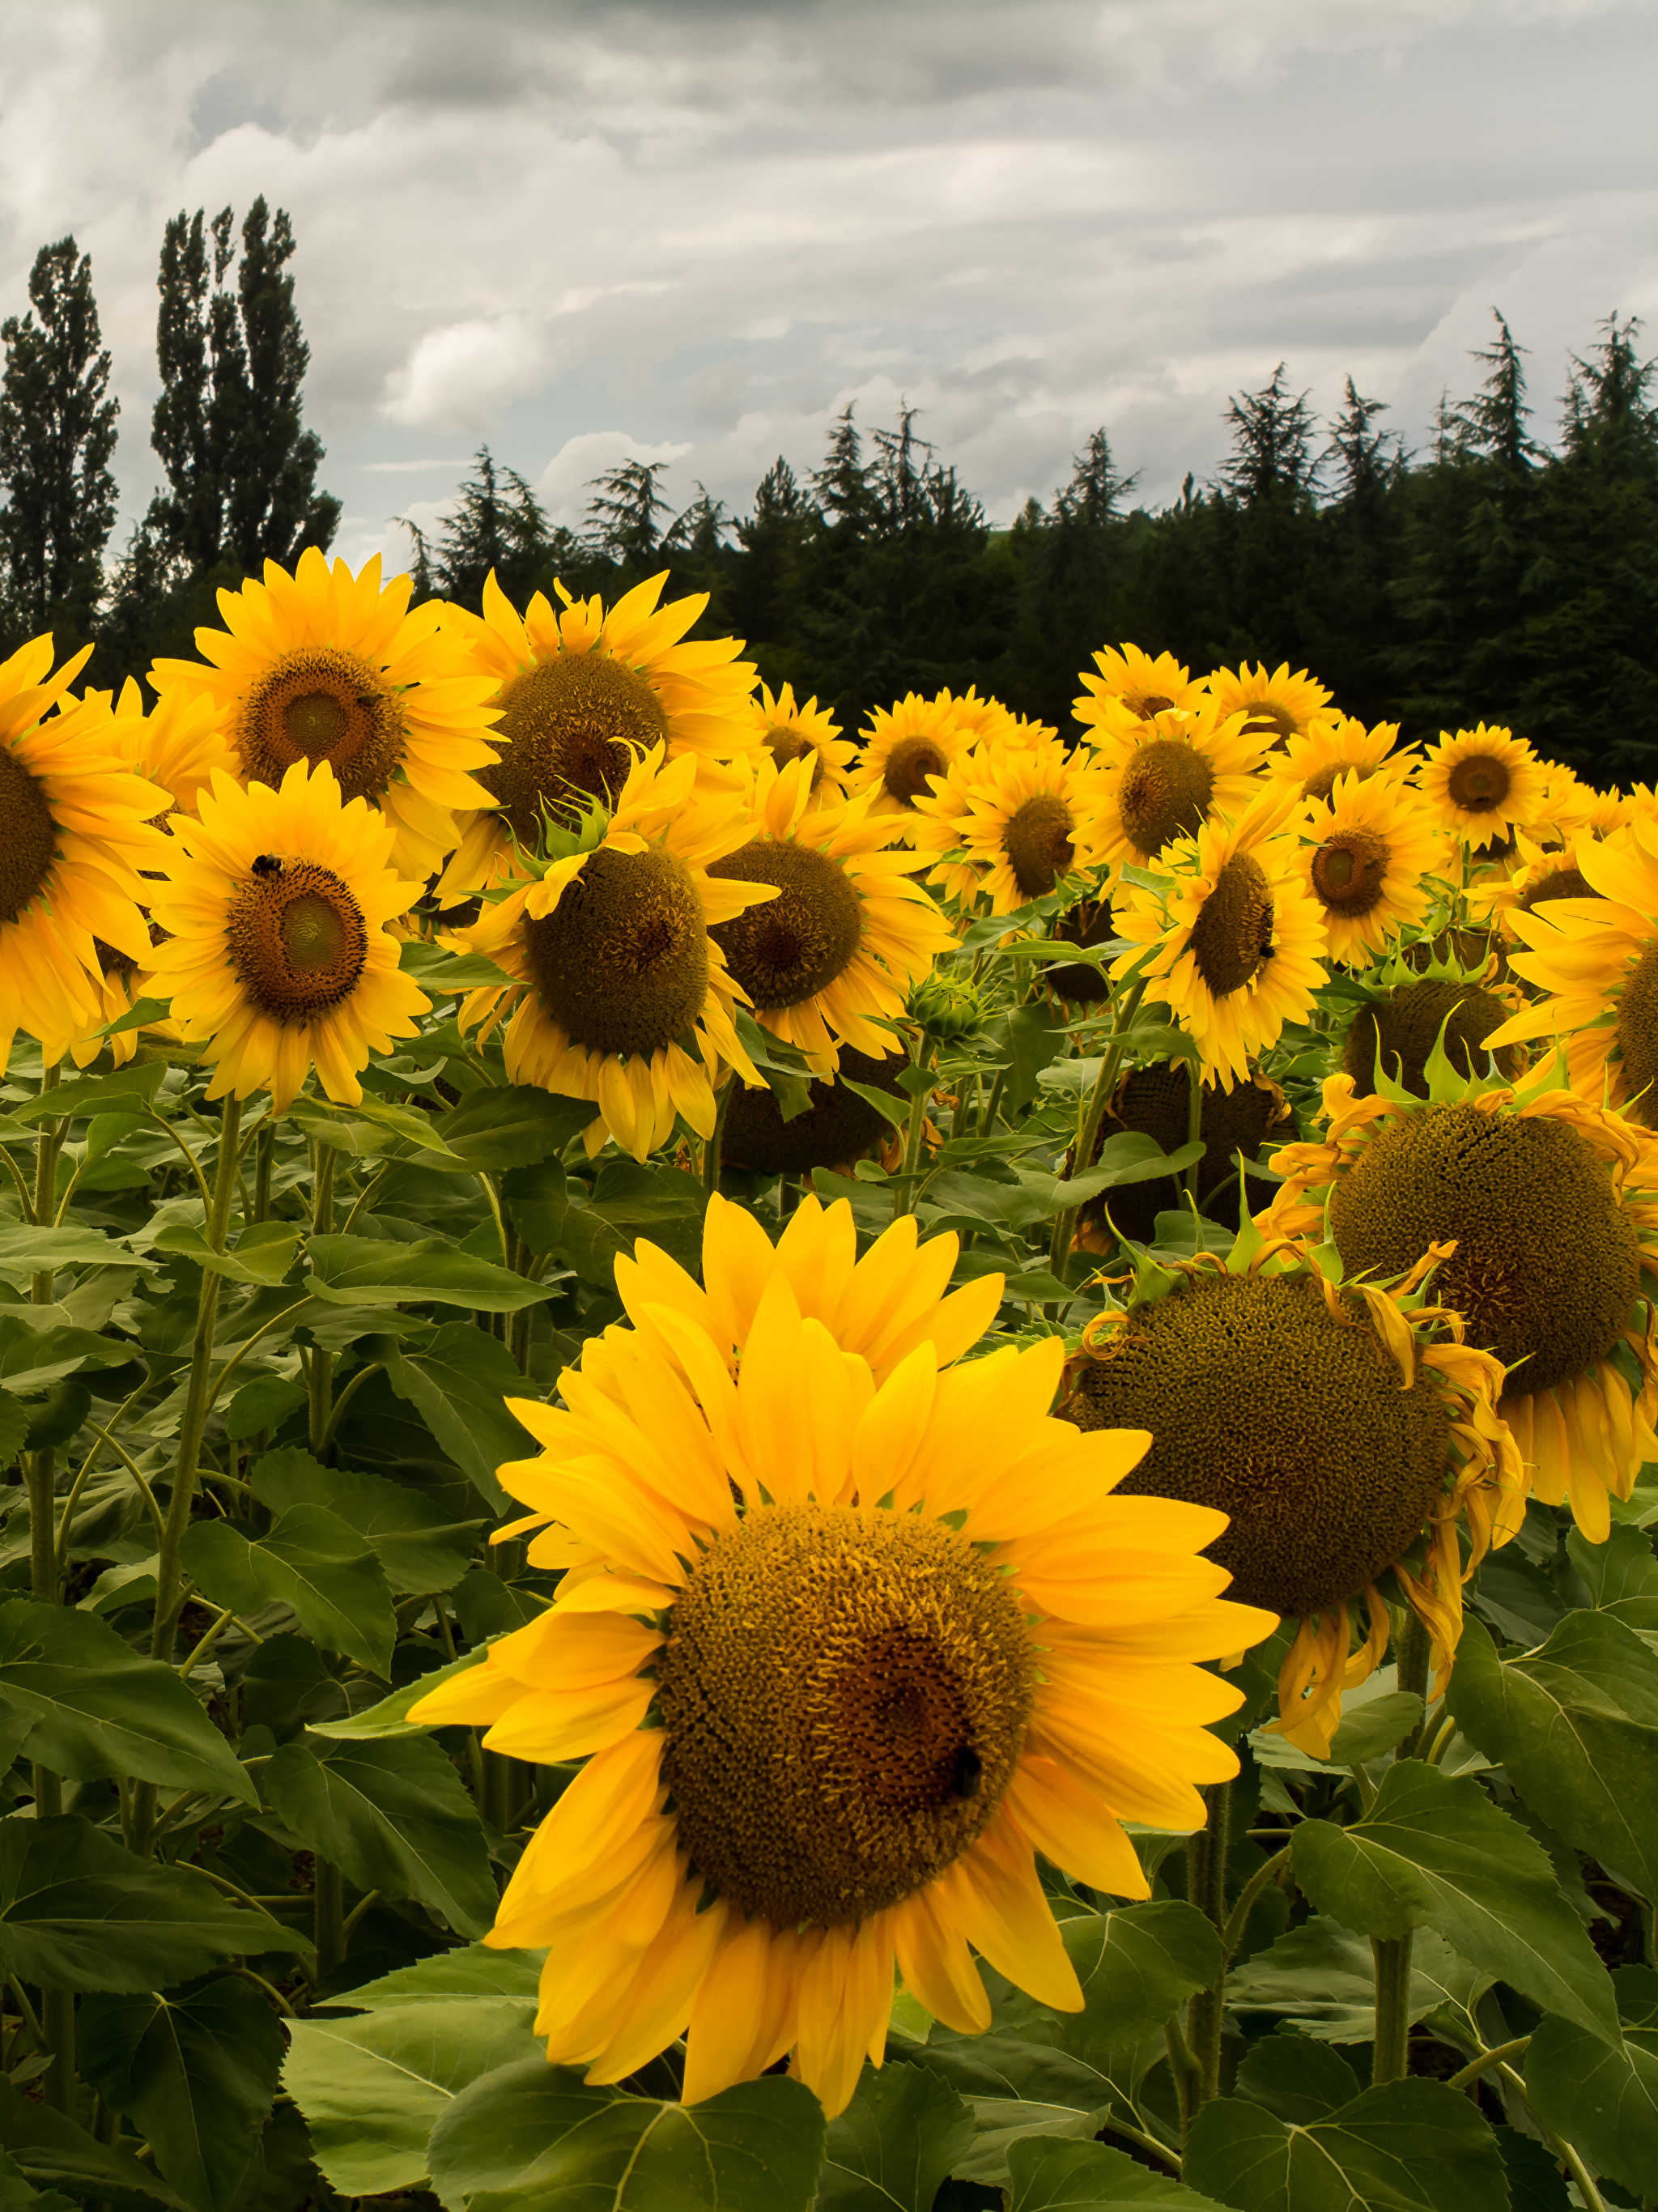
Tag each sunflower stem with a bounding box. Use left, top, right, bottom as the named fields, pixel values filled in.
left=703, top=1077, right=733, bottom=1195
left=1184, top=1774, right=1232, bottom=2106
left=252, top=1119, right=275, bottom=1222
left=1182, top=1058, right=1205, bottom=1202
left=308, top=1141, right=336, bottom=1455
left=1393, top=1606, right=1433, bottom=1759
left=891, top=1047, right=936, bottom=1219
left=1049, top=976, right=1146, bottom=1275
left=313, top=1856, right=346, bottom=1983
left=1371, top=1933, right=1414, bottom=2082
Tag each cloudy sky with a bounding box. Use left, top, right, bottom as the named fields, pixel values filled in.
left=1, top=0, right=1653, bottom=572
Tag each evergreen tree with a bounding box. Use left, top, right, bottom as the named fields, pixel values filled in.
left=811, top=404, right=875, bottom=534
left=1220, top=363, right=1320, bottom=504
left=585, top=457, right=672, bottom=569
left=413, top=445, right=555, bottom=606
left=729, top=458, right=809, bottom=680
left=0, top=236, right=119, bottom=648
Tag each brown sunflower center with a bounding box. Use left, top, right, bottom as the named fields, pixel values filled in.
left=706, top=841, right=861, bottom=1010
left=481, top=653, right=666, bottom=844
left=226, top=860, right=369, bottom=1023
left=1312, top=829, right=1389, bottom=915
left=1448, top=755, right=1511, bottom=813
left=765, top=725, right=825, bottom=789
left=1004, top=793, right=1076, bottom=899
left=1328, top=1102, right=1640, bottom=1395
left=1300, top=761, right=1375, bottom=803
left=724, top=1043, right=907, bottom=1175
left=1065, top=1271, right=1453, bottom=1617
left=1341, top=978, right=1523, bottom=1099
left=1117, top=739, right=1214, bottom=858
left=657, top=1502, right=1035, bottom=1925
left=1133, top=692, right=1175, bottom=718
left=0, top=741, right=59, bottom=927
left=236, top=649, right=407, bottom=805
left=881, top=735, right=948, bottom=806
left=1519, top=866, right=1596, bottom=912
left=524, top=843, right=708, bottom=1058
left=1615, top=942, right=1658, bottom=1125
left=1048, top=895, right=1116, bottom=1005
left=1189, top=853, right=1274, bottom=998
left=1244, top=704, right=1298, bottom=743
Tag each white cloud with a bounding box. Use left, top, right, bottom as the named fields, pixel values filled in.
left=382, top=316, right=546, bottom=432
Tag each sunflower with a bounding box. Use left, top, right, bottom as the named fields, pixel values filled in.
left=1414, top=724, right=1549, bottom=852
left=1109, top=785, right=1328, bottom=1091
left=1298, top=768, right=1448, bottom=968
left=1073, top=644, right=1206, bottom=742
left=408, top=1236, right=1272, bottom=2116
left=1338, top=960, right=1526, bottom=1099
left=1204, top=661, right=1333, bottom=747
left=0, top=638, right=170, bottom=1074
left=455, top=747, right=776, bottom=1160
left=909, top=734, right=1107, bottom=914
left=1263, top=1057, right=1658, bottom=1543
left=436, top=572, right=763, bottom=896
left=750, top=683, right=857, bottom=802
left=703, top=756, right=954, bottom=1074
left=66, top=929, right=180, bottom=1071
left=142, top=761, right=430, bottom=1114
left=933, top=686, right=1052, bottom=752
left=1072, top=1061, right=1290, bottom=1251
left=81, top=677, right=238, bottom=829
left=723, top=1044, right=908, bottom=1176
left=1062, top=1224, right=1520, bottom=1757
left=1265, top=713, right=1403, bottom=805
left=1471, top=826, right=1612, bottom=943
left=851, top=694, right=976, bottom=822
left=1082, top=701, right=1268, bottom=870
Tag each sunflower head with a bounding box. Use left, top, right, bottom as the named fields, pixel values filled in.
left=1074, top=1061, right=1289, bottom=1249
left=909, top=733, right=1107, bottom=915
left=1204, top=660, right=1333, bottom=747
left=1415, top=723, right=1549, bottom=850
left=852, top=693, right=975, bottom=818
left=1300, top=768, right=1448, bottom=968
left=751, top=682, right=855, bottom=800
left=1082, top=700, right=1269, bottom=870
left=1265, top=713, right=1404, bottom=806
left=1046, top=892, right=1120, bottom=1004
left=1073, top=643, right=1206, bottom=740
left=723, top=1044, right=908, bottom=1175
left=1340, top=959, right=1526, bottom=1097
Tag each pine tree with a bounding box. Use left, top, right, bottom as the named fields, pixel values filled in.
left=1324, top=378, right=1401, bottom=508
left=1219, top=364, right=1320, bottom=504
left=811, top=405, right=874, bottom=534
left=585, top=457, right=672, bottom=568
left=1054, top=428, right=1136, bottom=527
left=0, top=236, right=119, bottom=647
left=730, top=458, right=808, bottom=676
left=417, top=445, right=554, bottom=607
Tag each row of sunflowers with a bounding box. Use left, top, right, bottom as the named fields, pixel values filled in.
left=3, top=544, right=1656, bottom=2207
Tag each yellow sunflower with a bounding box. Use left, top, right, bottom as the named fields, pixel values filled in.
left=1414, top=723, right=1549, bottom=851
left=1264, top=1058, right=1658, bottom=1543
left=143, top=761, right=431, bottom=1113
left=1204, top=660, right=1333, bottom=747
left=705, top=755, right=954, bottom=1074
left=750, top=682, right=857, bottom=803
left=909, top=733, right=1107, bottom=914
left=1073, top=644, right=1206, bottom=742
left=409, top=1243, right=1272, bottom=2116
left=437, top=571, right=763, bottom=896
left=0, top=637, right=170, bottom=1073
left=1063, top=1223, right=1520, bottom=1757
left=88, top=677, right=237, bottom=826
left=1110, top=785, right=1328, bottom=1091
left=851, top=693, right=977, bottom=821
left=1470, top=825, right=1612, bottom=943
left=1082, top=701, right=1268, bottom=870
left=67, top=929, right=180, bottom=1072
left=150, top=548, right=502, bottom=884
left=1264, top=712, right=1403, bottom=805
left=1298, top=767, right=1449, bottom=968
left=455, top=747, right=776, bottom=1160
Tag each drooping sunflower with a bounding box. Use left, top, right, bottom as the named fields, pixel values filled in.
left=1265, top=713, right=1403, bottom=806
left=909, top=734, right=1107, bottom=914
left=1073, top=644, right=1206, bottom=742
left=1298, top=768, right=1448, bottom=968
left=723, top=1045, right=909, bottom=1176
left=143, top=761, right=431, bottom=1113
left=704, top=756, right=954, bottom=1074
left=1414, top=724, right=1549, bottom=852
left=0, top=638, right=170, bottom=1073
left=1044, top=891, right=1122, bottom=1006
left=851, top=693, right=976, bottom=821
left=66, top=927, right=180, bottom=1072
left=1109, top=785, right=1328, bottom=1091
left=409, top=1251, right=1273, bottom=2116
left=1071, top=1061, right=1290, bottom=1251
left=151, top=549, right=501, bottom=884
left=1082, top=701, right=1269, bottom=870
left=455, top=747, right=776, bottom=1159
left=1062, top=1223, right=1520, bottom=1757
left=1204, top=661, right=1333, bottom=747
left=436, top=572, right=763, bottom=895
left=750, top=682, right=857, bottom=802
left=1263, top=1057, right=1658, bottom=1543
left=1338, top=959, right=1526, bottom=1099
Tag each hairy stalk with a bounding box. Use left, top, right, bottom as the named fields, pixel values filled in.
left=1048, top=975, right=1146, bottom=1274
left=252, top=1118, right=275, bottom=1222
left=1393, top=1605, right=1433, bottom=1758
left=308, top=1142, right=336, bottom=1454
left=891, top=1048, right=937, bottom=1220
left=1184, top=1776, right=1233, bottom=2108
left=1371, top=1934, right=1415, bottom=2082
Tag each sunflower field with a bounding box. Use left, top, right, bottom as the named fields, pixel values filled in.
left=3, top=550, right=1658, bottom=2212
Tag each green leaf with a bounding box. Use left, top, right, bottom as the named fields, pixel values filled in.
left=2, top=1065, right=166, bottom=1125
left=0, top=1599, right=257, bottom=1802
left=307, top=1234, right=555, bottom=1311
left=181, top=1506, right=397, bottom=1674
left=223, top=1374, right=307, bottom=1440
left=150, top=1222, right=302, bottom=1287
left=398, top=940, right=517, bottom=993
left=1496, top=2132, right=1571, bottom=2212
left=425, top=2058, right=827, bottom=2211
left=333, top=1942, right=542, bottom=2009
left=308, top=1643, right=491, bottom=1739
left=1567, top=1519, right=1658, bottom=1628
left=20, top=1378, right=91, bottom=1449
left=1234, top=2039, right=1363, bottom=2124
left=988, top=1002, right=1069, bottom=1117
left=840, top=1078, right=912, bottom=1131
left=0, top=1386, right=28, bottom=1461
left=1524, top=1964, right=1658, bottom=2200
left=0, top=2077, right=193, bottom=2210
left=1448, top=1609, right=1658, bottom=1900
left=1327, top=1690, right=1425, bottom=1767
left=78, top=1979, right=285, bottom=2212
left=1183, top=2079, right=1511, bottom=2212
left=1225, top=1917, right=1486, bottom=2044
left=0, top=1816, right=308, bottom=1990
left=1290, top=1758, right=1618, bottom=2038
left=1005, top=2133, right=1228, bottom=2210
left=287, top=1091, right=462, bottom=1160
left=0, top=1225, right=157, bottom=1274
left=264, top=1734, right=498, bottom=1937
left=249, top=1448, right=485, bottom=1593
left=437, top=1084, right=597, bottom=1170
left=815, top=2063, right=975, bottom=2210
left=281, top=2001, right=540, bottom=2196
left=377, top=1323, right=540, bottom=1511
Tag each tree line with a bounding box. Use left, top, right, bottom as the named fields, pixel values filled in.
left=2, top=208, right=1655, bottom=781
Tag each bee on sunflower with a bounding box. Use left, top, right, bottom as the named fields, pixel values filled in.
left=1204, top=659, right=1333, bottom=747
left=409, top=1199, right=1272, bottom=2116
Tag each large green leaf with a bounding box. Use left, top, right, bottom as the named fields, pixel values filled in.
left=815, top=2063, right=975, bottom=2210
left=281, top=2001, right=539, bottom=2196
left=437, top=1084, right=597, bottom=1171
left=1290, top=1758, right=1618, bottom=2037
left=263, top=1733, right=498, bottom=1937
left=308, top=1642, right=491, bottom=1739
left=1005, top=2133, right=1228, bottom=2210
left=0, top=1224, right=157, bottom=1274
left=0, top=1600, right=257, bottom=1802
left=1232, top=2038, right=1363, bottom=2125
left=0, top=1817, right=307, bottom=1990
left=1447, top=1610, right=1658, bottom=1901
left=1, top=1065, right=166, bottom=1125
left=1183, top=2080, right=1510, bottom=2212
left=1524, top=1963, right=1658, bottom=2200
left=149, top=1223, right=302, bottom=1287
left=1224, top=1915, right=1486, bottom=2044
left=0, top=1312, right=136, bottom=1392
left=425, top=2058, right=827, bottom=2211
left=1567, top=1520, right=1658, bottom=1631
left=331, top=1942, right=542, bottom=2009
left=181, top=1505, right=397, bottom=1674
left=249, top=1447, right=484, bottom=1593
left=376, top=1322, right=540, bottom=1509
left=0, top=2077, right=192, bottom=2210
left=306, top=1234, right=555, bottom=1312
left=78, top=1979, right=285, bottom=2212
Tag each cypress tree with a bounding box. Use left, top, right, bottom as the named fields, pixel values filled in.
left=0, top=236, right=119, bottom=648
